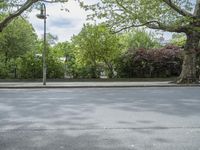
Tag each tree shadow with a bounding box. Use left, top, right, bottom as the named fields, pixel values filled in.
left=0, top=87, right=200, bottom=131
left=0, top=88, right=200, bottom=150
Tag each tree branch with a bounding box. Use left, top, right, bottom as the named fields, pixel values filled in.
left=115, top=0, right=134, bottom=16
left=162, top=0, right=195, bottom=18
left=147, top=25, right=185, bottom=33
left=146, top=21, right=187, bottom=33
left=112, top=21, right=187, bottom=33
left=0, top=0, right=39, bottom=32
left=112, top=21, right=158, bottom=33
left=194, top=0, right=200, bottom=17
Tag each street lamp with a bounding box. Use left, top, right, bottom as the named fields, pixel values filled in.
left=36, top=3, right=47, bottom=85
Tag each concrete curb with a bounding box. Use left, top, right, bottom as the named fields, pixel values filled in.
left=0, top=85, right=200, bottom=88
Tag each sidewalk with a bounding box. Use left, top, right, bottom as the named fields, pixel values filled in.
left=0, top=81, right=199, bottom=88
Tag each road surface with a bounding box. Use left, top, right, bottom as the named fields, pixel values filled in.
left=0, top=87, right=200, bottom=150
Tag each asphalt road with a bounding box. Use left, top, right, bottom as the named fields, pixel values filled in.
left=0, top=87, right=200, bottom=150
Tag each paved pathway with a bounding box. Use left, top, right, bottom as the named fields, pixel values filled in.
left=0, top=81, right=199, bottom=88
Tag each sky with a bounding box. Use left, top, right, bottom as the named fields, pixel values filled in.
left=28, top=0, right=174, bottom=43
left=28, top=0, right=98, bottom=42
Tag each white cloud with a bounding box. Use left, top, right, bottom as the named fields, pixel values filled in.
left=28, top=0, right=98, bottom=42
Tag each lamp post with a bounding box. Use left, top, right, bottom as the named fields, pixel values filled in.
left=36, top=3, right=47, bottom=85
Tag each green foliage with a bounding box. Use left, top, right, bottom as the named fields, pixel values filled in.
left=0, top=15, right=38, bottom=79
left=0, top=14, right=66, bottom=79
left=17, top=51, right=42, bottom=79
left=0, top=1, right=7, bottom=10
left=0, top=54, right=20, bottom=79
left=170, top=33, right=186, bottom=47
left=17, top=50, right=65, bottom=79
left=84, top=0, right=194, bottom=33
left=46, top=51, right=65, bottom=79
left=52, top=41, right=72, bottom=57
left=0, top=16, right=37, bottom=61
left=197, top=53, right=200, bottom=77
left=52, top=41, right=78, bottom=78
left=0, top=54, right=8, bottom=78
left=72, top=24, right=121, bottom=78
left=120, top=29, right=160, bottom=51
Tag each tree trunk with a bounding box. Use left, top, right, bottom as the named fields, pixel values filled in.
left=177, top=33, right=199, bottom=84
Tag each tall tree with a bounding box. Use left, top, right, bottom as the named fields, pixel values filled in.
left=72, top=24, right=121, bottom=78
left=85, top=0, right=200, bottom=83
left=0, top=16, right=38, bottom=63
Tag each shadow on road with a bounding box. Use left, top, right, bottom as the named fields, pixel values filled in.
left=0, top=87, right=200, bottom=150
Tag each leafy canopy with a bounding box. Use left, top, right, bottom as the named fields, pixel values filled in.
left=72, top=23, right=120, bottom=64
left=84, top=0, right=197, bottom=33
left=72, top=23, right=121, bottom=78
left=0, top=15, right=38, bottom=60
left=120, top=29, right=160, bottom=50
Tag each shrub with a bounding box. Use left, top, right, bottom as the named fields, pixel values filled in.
left=116, top=45, right=183, bottom=78
left=17, top=51, right=65, bottom=79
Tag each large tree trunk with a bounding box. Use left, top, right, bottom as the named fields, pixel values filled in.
left=177, top=33, right=199, bottom=84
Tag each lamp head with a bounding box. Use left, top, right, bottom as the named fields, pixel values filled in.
left=36, top=4, right=46, bottom=19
